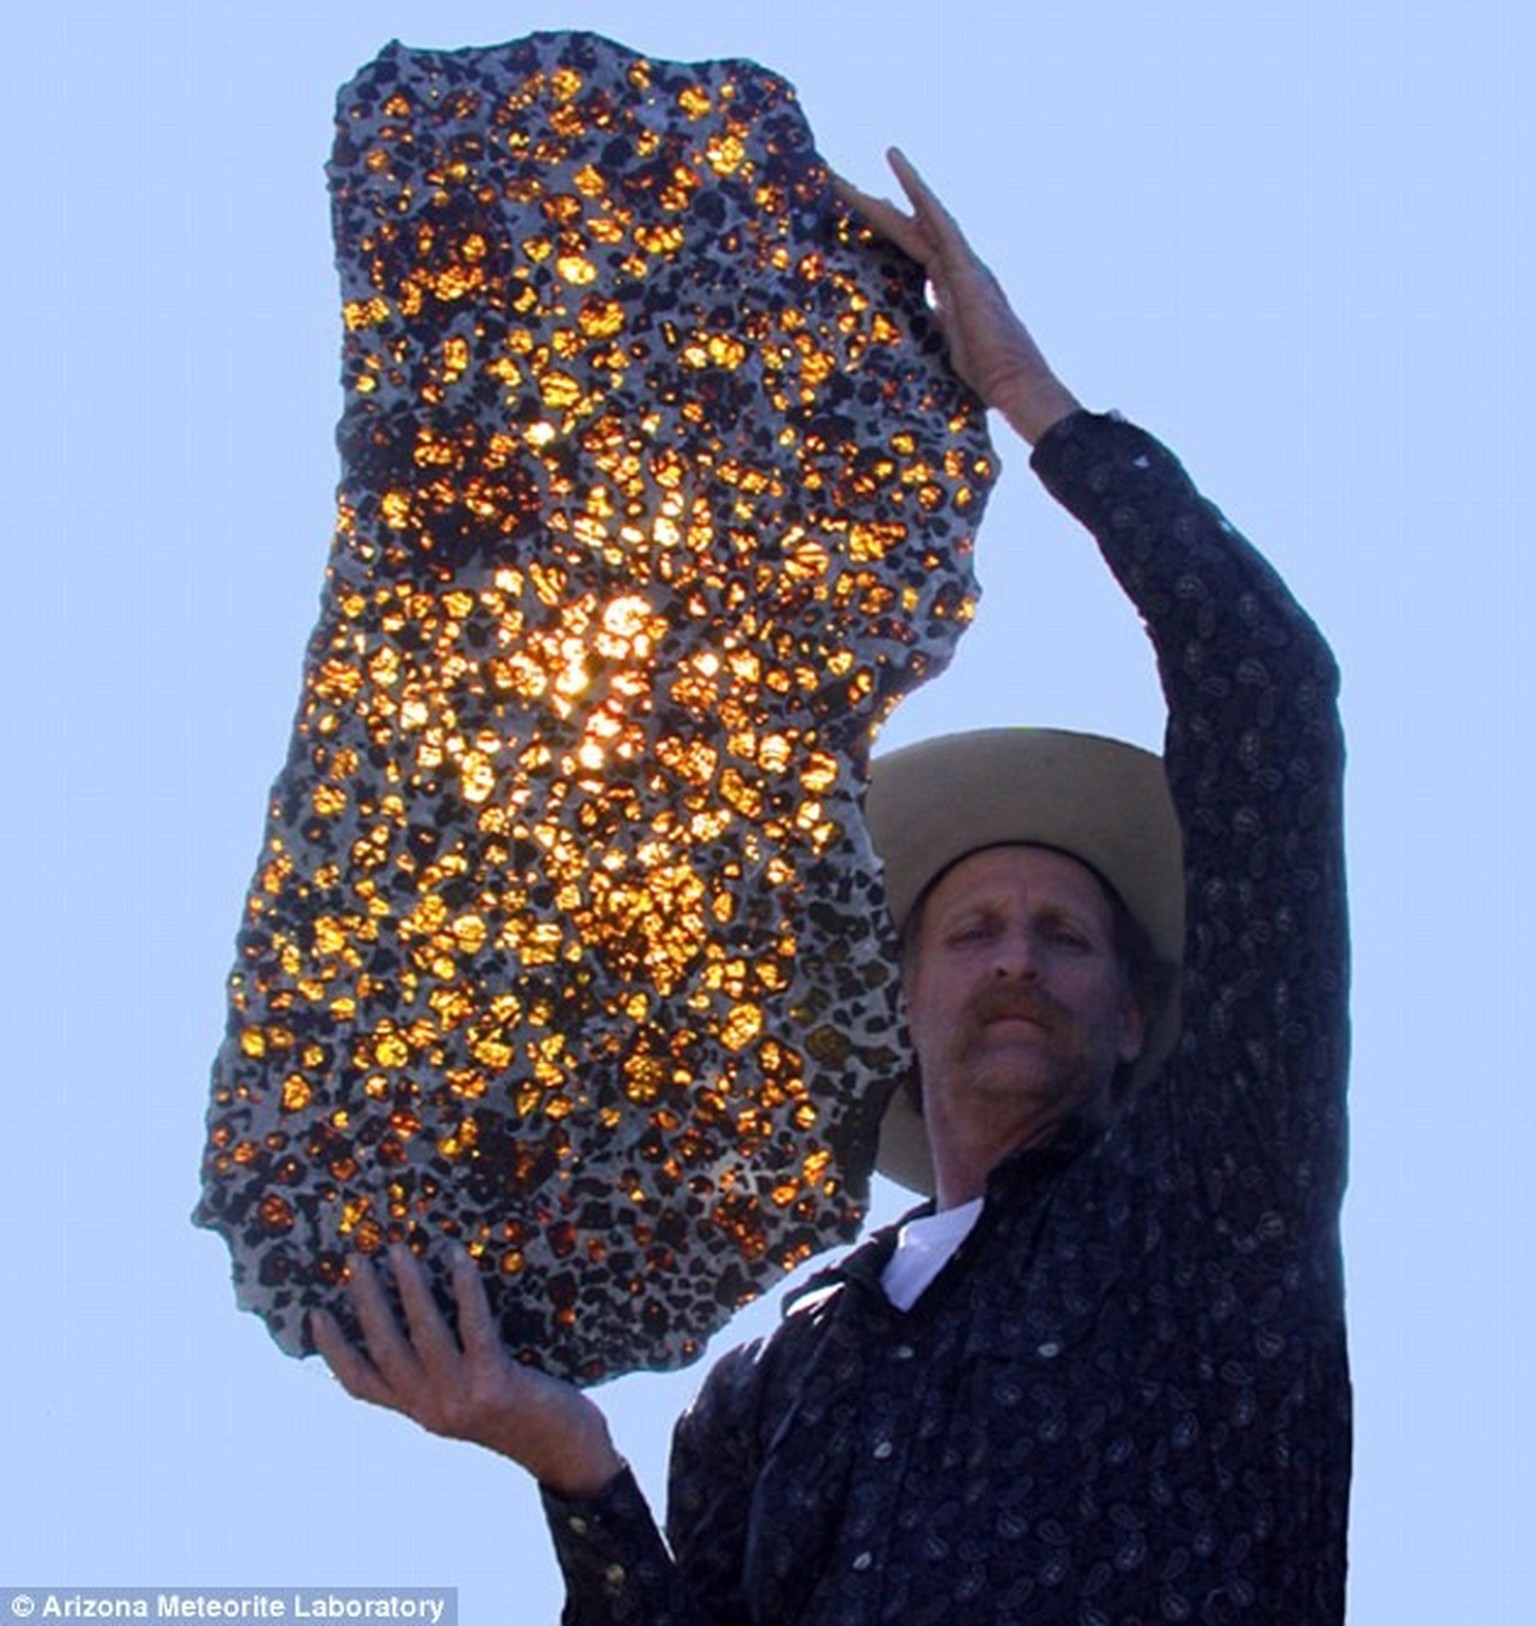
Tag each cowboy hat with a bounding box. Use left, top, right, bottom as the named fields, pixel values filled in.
left=866, top=728, right=1185, bottom=1192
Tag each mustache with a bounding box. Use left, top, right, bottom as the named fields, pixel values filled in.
left=968, top=984, right=1067, bottom=1029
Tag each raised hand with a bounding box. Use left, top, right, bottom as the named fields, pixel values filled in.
left=835, top=148, right=1081, bottom=445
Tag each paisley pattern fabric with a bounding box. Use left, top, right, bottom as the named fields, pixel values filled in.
left=194, top=33, right=994, bottom=1382
left=543, top=411, right=1351, bottom=1622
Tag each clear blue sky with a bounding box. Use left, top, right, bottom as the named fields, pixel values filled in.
left=3, top=1, right=1532, bottom=1619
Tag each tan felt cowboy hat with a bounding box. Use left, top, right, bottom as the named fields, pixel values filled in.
left=866, top=728, right=1186, bottom=1194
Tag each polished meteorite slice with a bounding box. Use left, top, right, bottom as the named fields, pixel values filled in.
left=196, top=31, right=994, bottom=1383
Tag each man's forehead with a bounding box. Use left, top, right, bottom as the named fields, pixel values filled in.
left=919, top=842, right=1116, bottom=918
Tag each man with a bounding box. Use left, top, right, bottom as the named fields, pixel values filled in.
left=315, top=151, right=1350, bottom=1622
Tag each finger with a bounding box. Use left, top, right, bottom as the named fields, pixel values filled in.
left=342, top=1249, right=423, bottom=1383
left=310, top=1307, right=400, bottom=1410
left=885, top=148, right=973, bottom=262
left=447, top=1244, right=500, bottom=1357
left=387, top=1242, right=461, bottom=1371
left=830, top=173, right=935, bottom=265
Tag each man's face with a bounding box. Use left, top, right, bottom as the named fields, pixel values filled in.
left=903, top=844, right=1145, bottom=1149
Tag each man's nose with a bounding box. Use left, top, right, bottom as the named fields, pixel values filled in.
left=989, top=925, right=1042, bottom=979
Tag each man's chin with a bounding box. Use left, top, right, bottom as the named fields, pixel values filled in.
left=970, top=1030, right=1056, bottom=1077
left=965, top=1057, right=1065, bottom=1104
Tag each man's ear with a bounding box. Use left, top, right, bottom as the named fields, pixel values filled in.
left=1116, top=996, right=1146, bottom=1066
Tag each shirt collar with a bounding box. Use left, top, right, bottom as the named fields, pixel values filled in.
left=805, top=1113, right=1102, bottom=1303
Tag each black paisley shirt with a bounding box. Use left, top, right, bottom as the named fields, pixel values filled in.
left=543, top=411, right=1351, bottom=1624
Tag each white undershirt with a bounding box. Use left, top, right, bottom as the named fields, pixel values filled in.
left=879, top=1197, right=984, bottom=1310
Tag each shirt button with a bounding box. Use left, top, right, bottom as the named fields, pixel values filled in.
left=1036, top=1340, right=1062, bottom=1359
left=872, top=1440, right=893, bottom=1460
left=568, top=1516, right=590, bottom=1537
left=853, top=1551, right=873, bottom=1572
left=893, top=1344, right=915, bottom=1360
left=604, top=1564, right=627, bottom=1587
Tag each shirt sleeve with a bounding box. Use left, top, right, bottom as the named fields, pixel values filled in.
left=1031, top=411, right=1350, bottom=1249
left=541, top=1465, right=697, bottom=1626
left=540, top=1338, right=769, bottom=1625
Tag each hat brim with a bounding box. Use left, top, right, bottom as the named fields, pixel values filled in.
left=866, top=728, right=1185, bottom=1193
